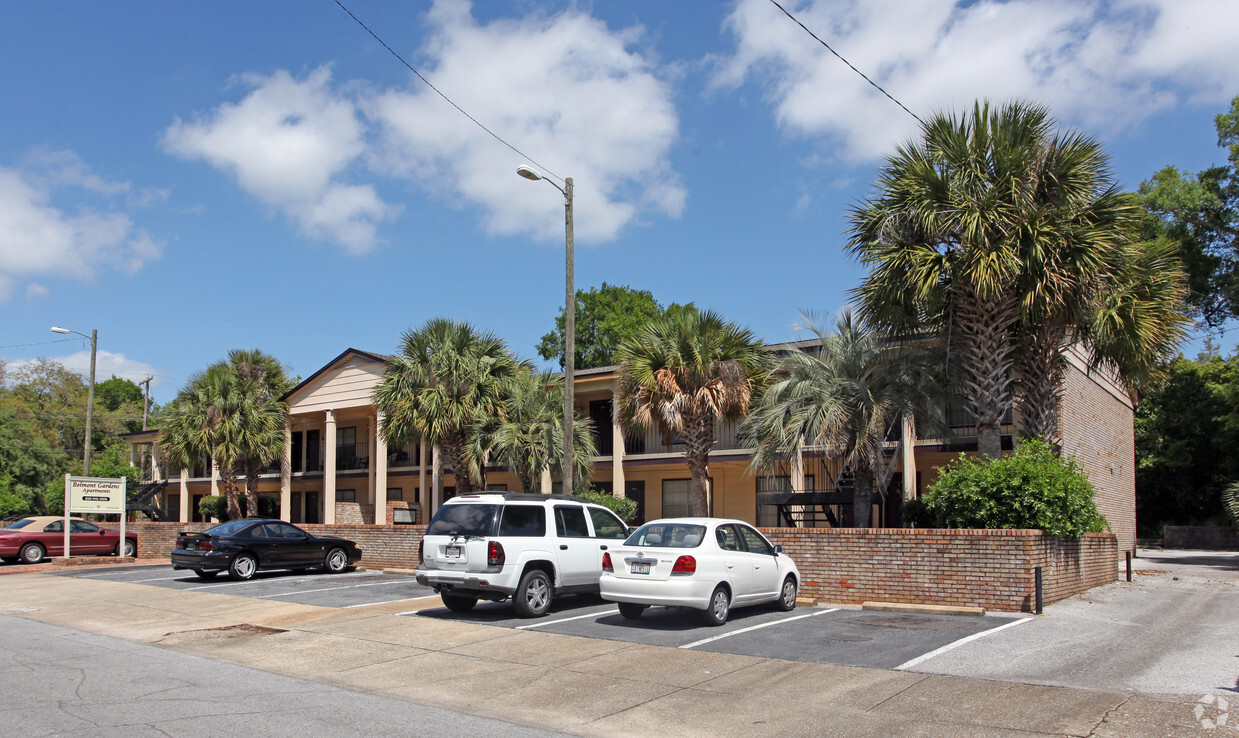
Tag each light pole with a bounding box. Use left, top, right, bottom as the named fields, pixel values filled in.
left=51, top=326, right=97, bottom=476
left=517, top=165, right=575, bottom=496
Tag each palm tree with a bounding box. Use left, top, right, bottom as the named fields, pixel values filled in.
left=491, top=369, right=597, bottom=493
left=616, top=309, right=770, bottom=517
left=743, top=310, right=945, bottom=527
left=373, top=318, right=522, bottom=494
left=849, top=100, right=1144, bottom=458
left=158, top=365, right=247, bottom=519
left=226, top=350, right=292, bottom=516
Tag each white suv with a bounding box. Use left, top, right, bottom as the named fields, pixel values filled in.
left=416, top=493, right=630, bottom=617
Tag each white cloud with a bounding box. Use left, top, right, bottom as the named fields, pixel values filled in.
left=7, top=351, right=165, bottom=397
left=365, top=0, right=684, bottom=244
left=162, top=67, right=399, bottom=254
left=716, top=0, right=1239, bottom=161
left=0, top=163, right=163, bottom=303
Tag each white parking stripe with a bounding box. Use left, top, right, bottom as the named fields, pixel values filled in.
left=345, top=596, right=434, bottom=609
left=258, top=579, right=411, bottom=599
left=182, top=572, right=348, bottom=591
left=515, top=608, right=618, bottom=629
left=679, top=608, right=839, bottom=649
left=895, top=617, right=1033, bottom=671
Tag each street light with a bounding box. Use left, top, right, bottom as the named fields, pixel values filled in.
left=517, top=165, right=575, bottom=497
left=51, top=326, right=97, bottom=476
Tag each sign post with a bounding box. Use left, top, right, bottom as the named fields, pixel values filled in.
left=63, top=475, right=127, bottom=558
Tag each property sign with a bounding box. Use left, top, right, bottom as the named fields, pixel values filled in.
left=62, top=475, right=127, bottom=559
left=66, top=476, right=126, bottom=514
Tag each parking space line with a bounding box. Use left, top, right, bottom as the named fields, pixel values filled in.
left=895, top=617, right=1033, bottom=671
left=679, top=608, right=839, bottom=649
left=344, top=596, right=432, bottom=609
left=182, top=572, right=340, bottom=591
left=515, top=607, right=618, bottom=629
left=258, top=579, right=412, bottom=599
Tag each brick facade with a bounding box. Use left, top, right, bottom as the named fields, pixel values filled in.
left=128, top=522, right=1115, bottom=612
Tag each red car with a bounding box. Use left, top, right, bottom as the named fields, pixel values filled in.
left=0, top=516, right=137, bottom=564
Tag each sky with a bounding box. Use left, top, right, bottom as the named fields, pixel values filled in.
left=2, top=0, right=1238, bottom=406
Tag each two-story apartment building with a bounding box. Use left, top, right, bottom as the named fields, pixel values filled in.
left=123, top=341, right=1138, bottom=551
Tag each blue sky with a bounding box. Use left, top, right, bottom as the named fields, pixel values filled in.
left=2, top=0, right=1237, bottom=405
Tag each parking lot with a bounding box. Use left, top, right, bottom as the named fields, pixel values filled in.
left=50, top=562, right=1029, bottom=672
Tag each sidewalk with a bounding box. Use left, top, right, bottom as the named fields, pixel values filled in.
left=0, top=571, right=1221, bottom=737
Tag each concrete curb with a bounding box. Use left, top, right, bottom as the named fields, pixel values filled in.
left=862, top=600, right=987, bottom=617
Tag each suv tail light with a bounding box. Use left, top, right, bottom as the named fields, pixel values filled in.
left=671, top=555, right=696, bottom=574
left=602, top=552, right=613, bottom=572
left=487, top=541, right=505, bottom=567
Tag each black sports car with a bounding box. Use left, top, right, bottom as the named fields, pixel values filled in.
left=171, top=518, right=362, bottom=581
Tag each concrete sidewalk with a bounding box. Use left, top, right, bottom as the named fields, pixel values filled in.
left=0, top=572, right=1219, bottom=737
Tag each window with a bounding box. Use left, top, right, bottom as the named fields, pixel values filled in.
left=43, top=520, right=63, bottom=533
left=426, top=504, right=499, bottom=537
left=263, top=522, right=305, bottom=539
left=337, top=489, right=356, bottom=503
left=386, top=488, right=403, bottom=501
left=248, top=524, right=269, bottom=538
left=716, top=524, right=742, bottom=551
left=662, top=479, right=691, bottom=518
left=70, top=520, right=100, bottom=533
left=588, top=508, right=627, bottom=539
left=626, top=522, right=705, bottom=548
left=393, top=508, right=418, bottom=525
left=554, top=506, right=590, bottom=537
left=486, top=483, right=508, bottom=491
left=498, top=505, right=546, bottom=537
left=738, top=525, right=774, bottom=556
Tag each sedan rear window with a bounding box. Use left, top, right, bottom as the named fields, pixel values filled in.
left=3, top=519, right=34, bottom=530
left=426, top=504, right=500, bottom=537
left=625, top=523, right=706, bottom=548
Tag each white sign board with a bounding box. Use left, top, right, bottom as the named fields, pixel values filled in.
left=62, top=475, right=127, bottom=560
left=66, top=476, right=126, bottom=514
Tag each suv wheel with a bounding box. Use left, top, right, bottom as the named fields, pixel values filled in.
left=512, top=569, right=552, bottom=618
left=441, top=593, right=478, bottom=612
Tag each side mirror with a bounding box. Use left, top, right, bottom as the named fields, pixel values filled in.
left=773, top=544, right=783, bottom=554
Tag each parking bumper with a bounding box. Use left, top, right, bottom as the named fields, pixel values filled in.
left=599, top=573, right=715, bottom=610
left=170, top=551, right=230, bottom=571
left=415, top=569, right=516, bottom=597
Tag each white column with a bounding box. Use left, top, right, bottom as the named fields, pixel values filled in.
left=540, top=466, right=553, bottom=494
left=901, top=413, right=917, bottom=501
left=128, top=443, right=137, bottom=467
left=280, top=420, right=292, bottom=522
left=179, top=469, right=189, bottom=523
left=611, top=390, right=626, bottom=498
left=418, top=438, right=427, bottom=513
left=150, top=444, right=163, bottom=482
left=324, top=410, right=337, bottom=525
left=432, top=444, right=443, bottom=515
left=375, top=412, right=388, bottom=525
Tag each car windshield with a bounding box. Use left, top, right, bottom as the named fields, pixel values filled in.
left=3, top=519, right=34, bottom=530
left=426, top=504, right=500, bottom=537
left=205, top=520, right=258, bottom=537
left=625, top=523, right=706, bottom=548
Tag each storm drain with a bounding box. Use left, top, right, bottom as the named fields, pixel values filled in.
left=843, top=614, right=966, bottom=631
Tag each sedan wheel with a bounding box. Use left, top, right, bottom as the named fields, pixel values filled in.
left=19, top=542, right=45, bottom=564
left=116, top=539, right=136, bottom=558
left=323, top=547, right=348, bottom=574
left=776, top=576, right=798, bottom=612
left=228, top=553, right=257, bottom=581
left=512, top=569, right=552, bottom=618
left=700, top=585, right=730, bottom=626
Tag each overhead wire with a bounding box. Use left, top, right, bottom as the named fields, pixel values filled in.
left=332, top=0, right=565, bottom=185
left=767, top=0, right=924, bottom=126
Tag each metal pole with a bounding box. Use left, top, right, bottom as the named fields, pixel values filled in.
left=1126, top=551, right=1132, bottom=582
left=83, top=329, right=97, bottom=476
left=563, top=177, right=574, bottom=498
left=1034, top=566, right=1043, bottom=614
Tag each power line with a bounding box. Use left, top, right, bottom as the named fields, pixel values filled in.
left=0, top=338, right=77, bottom=350
left=767, top=0, right=924, bottom=126
left=332, top=0, right=565, bottom=185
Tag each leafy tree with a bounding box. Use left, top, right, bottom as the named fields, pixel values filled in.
left=538, top=283, right=695, bottom=370
left=1138, top=95, right=1239, bottom=328
left=0, top=397, right=65, bottom=512
left=226, top=350, right=293, bottom=516
left=579, top=488, right=638, bottom=523
left=921, top=439, right=1108, bottom=537
left=849, top=100, right=1185, bottom=455
left=490, top=369, right=596, bottom=493
left=743, top=309, right=945, bottom=527
left=617, top=309, right=770, bottom=516
left=95, top=376, right=151, bottom=434
left=375, top=318, right=523, bottom=494
left=1134, top=351, right=1239, bottom=534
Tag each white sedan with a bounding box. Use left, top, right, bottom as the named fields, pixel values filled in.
left=599, top=517, right=800, bottom=626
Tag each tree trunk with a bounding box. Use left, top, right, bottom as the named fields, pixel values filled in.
left=953, top=286, right=1016, bottom=460
left=439, top=434, right=476, bottom=494
left=853, top=457, right=873, bottom=528
left=244, top=465, right=260, bottom=518
left=220, top=468, right=241, bottom=521
left=1016, top=327, right=1066, bottom=448
left=684, top=413, right=715, bottom=517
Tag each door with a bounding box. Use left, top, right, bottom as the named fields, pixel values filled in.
left=588, top=400, right=613, bottom=455
left=553, top=505, right=596, bottom=587
left=305, top=492, right=320, bottom=524
left=264, top=522, right=319, bottom=567
left=625, top=481, right=646, bottom=525
left=737, top=524, right=782, bottom=602
left=587, top=506, right=629, bottom=578
left=714, top=524, right=756, bottom=600
left=69, top=519, right=113, bottom=554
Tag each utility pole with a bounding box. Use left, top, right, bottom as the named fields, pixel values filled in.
left=140, top=376, right=153, bottom=430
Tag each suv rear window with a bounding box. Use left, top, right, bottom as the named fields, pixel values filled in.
left=426, top=504, right=500, bottom=537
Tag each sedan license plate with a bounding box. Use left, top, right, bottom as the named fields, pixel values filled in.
left=445, top=545, right=462, bottom=558
left=630, top=560, right=651, bottom=575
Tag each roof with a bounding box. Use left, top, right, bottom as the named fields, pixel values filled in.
left=280, top=348, right=389, bottom=402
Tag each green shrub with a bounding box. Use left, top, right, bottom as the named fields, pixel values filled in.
left=921, top=439, right=1108, bottom=538
left=1225, top=482, right=1239, bottom=529
left=198, top=495, right=229, bottom=521
left=900, top=497, right=933, bottom=528
left=578, top=489, right=639, bottom=524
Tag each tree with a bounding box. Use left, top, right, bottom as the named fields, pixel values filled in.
left=538, top=282, right=695, bottom=370
left=490, top=369, right=597, bottom=493
left=743, top=310, right=945, bottom=527
left=225, top=350, right=293, bottom=516
left=95, top=376, right=150, bottom=434
left=616, top=309, right=770, bottom=516
left=1138, top=95, right=1239, bottom=329
left=849, top=100, right=1181, bottom=453
left=374, top=318, right=523, bottom=494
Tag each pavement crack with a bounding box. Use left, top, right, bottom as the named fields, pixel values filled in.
left=1088, top=694, right=1134, bottom=737
left=862, top=672, right=931, bottom=713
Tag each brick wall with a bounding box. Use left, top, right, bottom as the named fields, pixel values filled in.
left=1059, top=351, right=1137, bottom=554
left=128, top=522, right=1114, bottom=612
